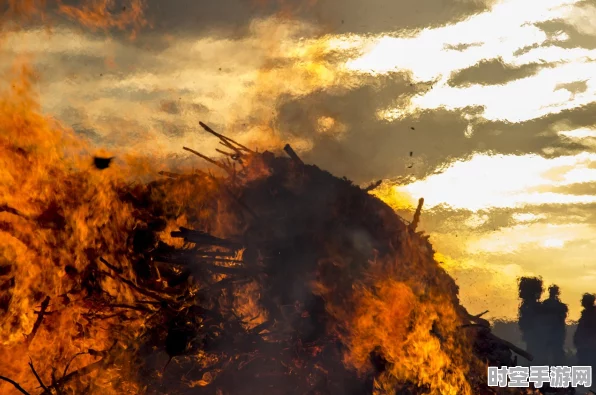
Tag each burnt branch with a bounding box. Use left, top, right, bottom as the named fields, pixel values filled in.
left=408, top=197, right=424, bottom=232
left=363, top=180, right=382, bottom=192
left=183, top=146, right=232, bottom=175
left=0, top=376, right=31, bottom=395
left=283, top=144, right=303, bottom=165
left=25, top=296, right=50, bottom=345
left=27, top=358, right=49, bottom=392
left=198, top=121, right=252, bottom=153
left=99, top=257, right=123, bottom=274
left=170, top=228, right=241, bottom=249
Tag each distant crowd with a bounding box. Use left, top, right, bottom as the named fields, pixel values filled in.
left=518, top=277, right=596, bottom=367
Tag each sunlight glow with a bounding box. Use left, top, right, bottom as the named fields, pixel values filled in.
left=345, top=0, right=594, bottom=124
left=396, top=153, right=596, bottom=211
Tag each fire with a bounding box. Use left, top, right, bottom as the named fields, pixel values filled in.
left=1, top=0, right=147, bottom=38
left=57, top=0, right=148, bottom=39
left=0, top=65, right=483, bottom=391
left=0, top=0, right=48, bottom=26
left=0, top=3, right=506, bottom=394
left=0, top=61, right=172, bottom=392
left=345, top=280, right=469, bottom=395
left=312, top=213, right=473, bottom=394
left=232, top=277, right=269, bottom=331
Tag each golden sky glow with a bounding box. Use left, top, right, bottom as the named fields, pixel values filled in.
left=336, top=0, right=596, bottom=321
left=2, top=0, right=596, bottom=322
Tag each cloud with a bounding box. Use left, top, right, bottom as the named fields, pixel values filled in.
left=274, top=78, right=593, bottom=183
left=397, top=153, right=596, bottom=211
left=563, top=0, right=596, bottom=37
left=547, top=181, right=596, bottom=195
left=447, top=57, right=551, bottom=87
left=20, top=0, right=494, bottom=50
left=443, top=42, right=484, bottom=51
left=555, top=79, right=589, bottom=96
left=534, top=18, right=596, bottom=51
left=2, top=1, right=592, bottom=184
left=129, top=0, right=497, bottom=41
left=277, top=80, right=485, bottom=182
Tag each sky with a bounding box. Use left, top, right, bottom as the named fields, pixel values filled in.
left=1, top=0, right=596, bottom=321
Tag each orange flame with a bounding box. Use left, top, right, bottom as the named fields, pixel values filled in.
left=312, top=225, right=473, bottom=394
left=0, top=0, right=147, bottom=38
left=57, top=0, right=148, bottom=39
left=0, top=2, right=486, bottom=394
left=0, top=62, right=144, bottom=393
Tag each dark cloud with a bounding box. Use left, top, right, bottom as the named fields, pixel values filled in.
left=448, top=57, right=553, bottom=87
left=555, top=80, right=589, bottom=96
left=476, top=100, right=596, bottom=157
left=443, top=42, right=484, bottom=51
left=549, top=182, right=596, bottom=196
left=469, top=120, right=585, bottom=159
left=48, top=0, right=497, bottom=45
left=73, top=126, right=104, bottom=142
left=272, top=71, right=590, bottom=183
left=294, top=0, right=497, bottom=36
left=514, top=9, right=596, bottom=57
left=92, top=115, right=150, bottom=145
left=158, top=100, right=210, bottom=116
left=101, top=87, right=183, bottom=102
left=274, top=72, right=482, bottom=182
left=533, top=19, right=596, bottom=50
left=159, top=100, right=182, bottom=115
left=153, top=119, right=189, bottom=138
left=417, top=203, right=596, bottom=241
left=421, top=206, right=515, bottom=234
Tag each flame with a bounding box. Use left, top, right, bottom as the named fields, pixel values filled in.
left=57, top=0, right=148, bottom=39
left=0, top=62, right=147, bottom=393
left=232, top=277, right=269, bottom=331
left=0, top=0, right=48, bottom=26
left=0, top=3, right=487, bottom=394
left=0, top=63, right=478, bottom=390
left=313, top=228, right=473, bottom=395
left=0, top=0, right=147, bottom=38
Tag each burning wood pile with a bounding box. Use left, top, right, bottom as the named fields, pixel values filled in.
left=0, top=120, right=537, bottom=394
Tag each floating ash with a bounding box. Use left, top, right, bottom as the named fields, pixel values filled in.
left=93, top=157, right=114, bottom=170
left=0, top=117, right=535, bottom=394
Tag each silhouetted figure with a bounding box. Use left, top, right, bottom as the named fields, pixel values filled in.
left=574, top=293, right=596, bottom=369
left=518, top=276, right=545, bottom=364
left=541, top=285, right=568, bottom=365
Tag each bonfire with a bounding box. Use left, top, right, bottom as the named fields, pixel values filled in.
left=0, top=79, right=532, bottom=394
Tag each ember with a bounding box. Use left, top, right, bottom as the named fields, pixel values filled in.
left=0, top=84, right=537, bottom=394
